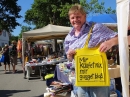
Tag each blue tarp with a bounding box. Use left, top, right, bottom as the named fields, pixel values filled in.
left=87, top=14, right=117, bottom=23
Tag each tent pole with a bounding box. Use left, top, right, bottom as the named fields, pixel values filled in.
left=54, top=39, right=57, bottom=52
left=52, top=39, right=57, bottom=53
left=22, top=38, right=25, bottom=76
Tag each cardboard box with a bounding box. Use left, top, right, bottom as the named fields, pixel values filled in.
left=108, top=59, right=114, bottom=65
left=108, top=65, right=120, bottom=78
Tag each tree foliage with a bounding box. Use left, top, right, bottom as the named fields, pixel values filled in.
left=0, top=0, right=22, bottom=32
left=11, top=26, right=32, bottom=42
left=24, top=0, right=79, bottom=28
left=24, top=0, right=116, bottom=29
left=10, top=35, right=18, bottom=43
left=80, top=0, right=116, bottom=15
left=18, top=26, right=32, bottom=38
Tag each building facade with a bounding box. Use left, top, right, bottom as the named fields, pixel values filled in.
left=0, top=30, right=9, bottom=47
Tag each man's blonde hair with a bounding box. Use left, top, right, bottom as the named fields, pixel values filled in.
left=68, top=4, right=86, bottom=16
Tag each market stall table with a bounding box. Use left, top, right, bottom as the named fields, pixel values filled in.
left=25, top=59, right=68, bottom=80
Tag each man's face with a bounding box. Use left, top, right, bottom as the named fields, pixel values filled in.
left=69, top=11, right=86, bottom=31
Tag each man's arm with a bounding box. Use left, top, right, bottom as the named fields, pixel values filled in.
left=106, top=35, right=118, bottom=46
left=99, top=35, right=118, bottom=52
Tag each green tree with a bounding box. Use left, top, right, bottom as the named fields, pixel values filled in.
left=18, top=26, right=32, bottom=38
left=80, top=0, right=116, bottom=15
left=10, top=35, right=18, bottom=44
left=0, top=0, right=22, bottom=33
left=24, top=0, right=79, bottom=28
left=59, top=0, right=116, bottom=18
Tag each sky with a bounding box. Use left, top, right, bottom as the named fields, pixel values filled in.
left=12, top=0, right=116, bottom=36
left=12, top=0, right=34, bottom=36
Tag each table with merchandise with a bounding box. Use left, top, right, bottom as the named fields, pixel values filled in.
left=25, top=58, right=68, bottom=80
left=47, top=62, right=122, bottom=97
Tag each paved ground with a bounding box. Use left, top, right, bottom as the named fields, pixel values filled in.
left=0, top=61, right=47, bottom=97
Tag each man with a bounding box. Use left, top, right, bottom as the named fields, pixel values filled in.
left=64, top=4, right=118, bottom=97
left=10, top=41, right=17, bottom=73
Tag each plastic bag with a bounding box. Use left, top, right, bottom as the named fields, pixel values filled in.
left=74, top=24, right=110, bottom=87
left=0, top=55, right=5, bottom=62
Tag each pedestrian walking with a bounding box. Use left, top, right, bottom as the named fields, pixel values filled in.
left=10, top=41, right=17, bottom=73
left=2, top=44, right=10, bottom=73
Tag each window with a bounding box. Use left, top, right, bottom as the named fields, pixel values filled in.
left=2, top=43, right=4, bottom=47
left=2, top=30, right=6, bottom=37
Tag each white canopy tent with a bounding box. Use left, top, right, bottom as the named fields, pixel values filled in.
left=22, top=24, right=72, bottom=66
left=116, top=0, right=130, bottom=97
left=22, top=24, right=72, bottom=42
left=35, top=40, right=52, bottom=45
left=35, top=40, right=63, bottom=45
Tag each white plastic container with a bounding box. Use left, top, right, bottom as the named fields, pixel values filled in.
left=110, top=92, right=117, bottom=97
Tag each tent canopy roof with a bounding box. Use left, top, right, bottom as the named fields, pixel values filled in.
left=22, top=24, right=72, bottom=42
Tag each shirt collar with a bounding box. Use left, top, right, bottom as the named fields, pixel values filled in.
left=69, top=21, right=91, bottom=36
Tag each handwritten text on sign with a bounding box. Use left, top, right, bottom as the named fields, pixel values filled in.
left=77, top=56, right=104, bottom=82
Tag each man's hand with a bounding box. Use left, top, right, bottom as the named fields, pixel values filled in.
left=99, top=41, right=112, bottom=52
left=99, top=36, right=118, bottom=52
left=67, top=49, right=76, bottom=61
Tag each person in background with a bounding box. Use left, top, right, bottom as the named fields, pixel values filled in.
left=2, top=44, right=10, bottom=73
left=64, top=4, right=118, bottom=97
left=36, top=55, right=41, bottom=62
left=17, top=39, right=22, bottom=64
left=10, top=41, right=17, bottom=73
left=23, top=52, right=29, bottom=79
left=17, top=51, right=22, bottom=64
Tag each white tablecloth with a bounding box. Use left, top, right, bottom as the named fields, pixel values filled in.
left=25, top=59, right=68, bottom=79
left=25, top=59, right=68, bottom=66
